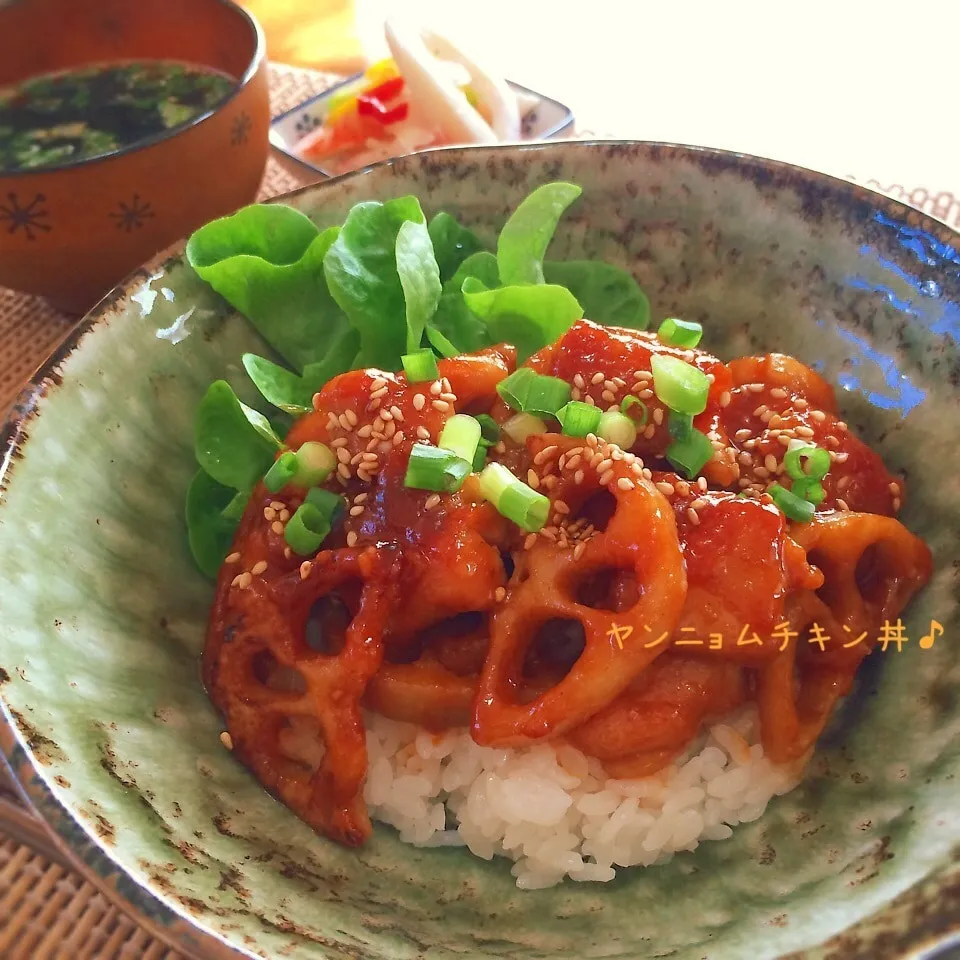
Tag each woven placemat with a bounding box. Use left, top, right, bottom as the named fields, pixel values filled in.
left=2, top=61, right=960, bottom=960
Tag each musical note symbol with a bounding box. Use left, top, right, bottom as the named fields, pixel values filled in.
left=919, top=620, right=943, bottom=650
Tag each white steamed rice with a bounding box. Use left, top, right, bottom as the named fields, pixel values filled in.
left=362, top=707, right=802, bottom=889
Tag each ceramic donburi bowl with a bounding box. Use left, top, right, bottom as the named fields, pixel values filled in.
left=1, top=141, right=958, bottom=960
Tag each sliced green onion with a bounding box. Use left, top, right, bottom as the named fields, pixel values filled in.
left=784, top=440, right=831, bottom=481
left=657, top=317, right=703, bottom=348
left=791, top=477, right=827, bottom=506
left=620, top=395, right=649, bottom=426
left=304, top=486, right=345, bottom=525
left=500, top=483, right=549, bottom=532
left=404, top=443, right=471, bottom=492
left=425, top=325, right=458, bottom=358
left=597, top=410, right=638, bottom=449
left=439, top=414, right=482, bottom=463
left=264, top=452, right=298, bottom=492
left=294, top=441, right=335, bottom=486
left=221, top=490, right=249, bottom=521
left=472, top=444, right=488, bottom=472
left=284, top=503, right=331, bottom=556
left=478, top=462, right=549, bottom=532
left=557, top=400, right=602, bottom=437
left=769, top=482, right=816, bottom=523
left=651, top=354, right=710, bottom=415
left=503, top=412, right=547, bottom=444
left=474, top=414, right=500, bottom=447
left=496, top=368, right=571, bottom=415
left=401, top=349, right=440, bottom=382
left=524, top=375, right=571, bottom=417
left=668, top=411, right=694, bottom=440
left=496, top=368, right=537, bottom=409
left=666, top=426, right=714, bottom=478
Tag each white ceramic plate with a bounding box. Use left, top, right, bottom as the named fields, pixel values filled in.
left=269, top=74, right=574, bottom=179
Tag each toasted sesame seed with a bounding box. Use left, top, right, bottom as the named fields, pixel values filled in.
left=337, top=413, right=353, bottom=431
left=269, top=501, right=284, bottom=510
left=344, top=531, right=358, bottom=547
left=601, top=389, right=616, bottom=403
left=383, top=420, right=397, bottom=438
left=770, top=387, right=787, bottom=399
left=571, top=387, right=582, bottom=401
left=638, top=388, right=654, bottom=400
left=494, top=586, right=507, bottom=602
left=271, top=521, right=284, bottom=536
left=527, top=469, right=540, bottom=489
left=413, top=393, right=426, bottom=411
left=834, top=451, right=849, bottom=463
left=349, top=506, right=365, bottom=517
left=690, top=497, right=708, bottom=510
left=251, top=560, right=267, bottom=576
left=888, top=481, right=900, bottom=495
left=337, top=463, right=351, bottom=480
left=264, top=507, right=276, bottom=521
left=367, top=398, right=381, bottom=411
left=697, top=476, right=708, bottom=492
left=225, top=552, right=241, bottom=564
left=297, top=560, right=312, bottom=581
left=389, top=405, right=404, bottom=422
left=676, top=480, right=691, bottom=496
left=584, top=394, right=596, bottom=406
left=336, top=447, right=350, bottom=464
left=764, top=454, right=778, bottom=473
left=893, top=497, right=901, bottom=511
left=524, top=533, right=538, bottom=550
left=719, top=391, right=732, bottom=408
left=220, top=731, right=233, bottom=750
left=777, top=435, right=792, bottom=447
left=554, top=500, right=570, bottom=515
left=632, top=463, right=646, bottom=478
left=746, top=383, right=764, bottom=393
left=379, top=408, right=393, bottom=422
left=432, top=399, right=451, bottom=412
left=564, top=454, right=582, bottom=471
left=574, top=469, right=585, bottom=484
left=573, top=543, right=586, bottom=560
left=279, top=509, right=290, bottom=523
left=283, top=547, right=292, bottom=559
left=354, top=493, right=369, bottom=504
left=357, top=426, right=375, bottom=440
left=652, top=408, right=664, bottom=426
left=810, top=409, right=826, bottom=422
left=366, top=438, right=379, bottom=452
left=599, top=468, right=615, bottom=487
left=573, top=374, right=586, bottom=389
left=540, top=526, right=557, bottom=541
left=542, top=476, right=559, bottom=490
left=361, top=452, right=379, bottom=463
left=440, top=393, right=458, bottom=404
left=735, top=428, right=752, bottom=442
left=586, top=433, right=599, bottom=447
left=595, top=457, right=614, bottom=474
left=643, top=424, right=656, bottom=440
left=753, top=404, right=768, bottom=418
left=370, top=386, right=389, bottom=400
left=591, top=372, right=605, bottom=385
left=795, top=425, right=815, bottom=438
left=430, top=381, right=443, bottom=396
left=836, top=498, right=850, bottom=512
left=230, top=574, right=242, bottom=588
left=393, top=431, right=405, bottom=446
left=686, top=507, right=701, bottom=526
left=617, top=477, right=635, bottom=491
left=534, top=445, right=559, bottom=465
left=424, top=493, right=441, bottom=510
left=417, top=426, right=431, bottom=440
left=836, top=421, right=848, bottom=431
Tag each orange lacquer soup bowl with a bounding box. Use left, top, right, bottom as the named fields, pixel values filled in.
left=0, top=0, right=270, bottom=314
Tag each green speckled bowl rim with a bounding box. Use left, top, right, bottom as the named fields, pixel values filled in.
left=1, top=140, right=959, bottom=960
